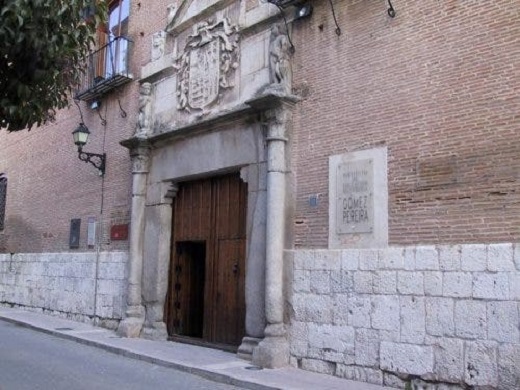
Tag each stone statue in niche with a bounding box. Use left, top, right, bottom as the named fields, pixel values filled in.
left=151, top=31, right=166, bottom=62
left=269, top=24, right=292, bottom=94
left=135, top=82, right=153, bottom=138
left=173, top=17, right=239, bottom=113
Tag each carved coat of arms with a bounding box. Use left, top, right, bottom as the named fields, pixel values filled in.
left=175, top=18, right=239, bottom=112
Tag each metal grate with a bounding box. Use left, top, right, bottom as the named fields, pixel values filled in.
left=0, top=176, right=6, bottom=231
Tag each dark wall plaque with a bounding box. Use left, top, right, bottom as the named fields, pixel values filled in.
left=69, top=219, right=81, bottom=249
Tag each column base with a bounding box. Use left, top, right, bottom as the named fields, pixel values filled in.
left=237, top=337, right=262, bottom=361
left=142, top=321, right=168, bottom=340
left=117, top=305, right=145, bottom=338
left=252, top=335, right=289, bottom=368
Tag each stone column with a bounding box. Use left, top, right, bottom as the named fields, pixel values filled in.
left=252, top=107, right=290, bottom=368
left=142, top=182, right=178, bottom=340
left=118, top=144, right=150, bottom=337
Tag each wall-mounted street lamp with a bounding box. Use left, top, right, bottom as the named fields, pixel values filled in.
left=72, top=123, right=106, bottom=176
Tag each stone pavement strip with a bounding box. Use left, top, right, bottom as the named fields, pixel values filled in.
left=0, top=307, right=393, bottom=390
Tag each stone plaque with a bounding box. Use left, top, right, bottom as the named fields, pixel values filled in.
left=336, top=159, right=374, bottom=234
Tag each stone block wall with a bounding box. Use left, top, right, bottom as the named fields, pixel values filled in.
left=0, top=252, right=127, bottom=329
left=288, top=244, right=520, bottom=389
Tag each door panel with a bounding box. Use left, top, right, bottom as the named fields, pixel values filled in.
left=214, top=238, right=246, bottom=345
left=166, top=173, right=247, bottom=347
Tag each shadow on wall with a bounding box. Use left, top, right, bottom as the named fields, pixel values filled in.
left=0, top=215, right=43, bottom=254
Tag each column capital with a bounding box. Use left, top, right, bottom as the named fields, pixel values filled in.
left=130, top=146, right=151, bottom=174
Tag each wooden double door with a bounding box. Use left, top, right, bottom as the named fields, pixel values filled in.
left=165, top=174, right=247, bottom=347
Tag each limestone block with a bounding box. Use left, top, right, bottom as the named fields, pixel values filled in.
left=415, top=246, right=439, bottom=270
left=355, top=328, right=380, bottom=367
left=464, top=340, right=498, bottom=387
left=437, top=245, right=462, bottom=271
left=333, top=294, right=349, bottom=325
left=291, top=293, right=308, bottom=322
left=354, top=271, right=373, bottom=294
left=98, top=262, right=126, bottom=280
left=330, top=270, right=354, bottom=294
left=241, top=68, right=270, bottom=102
left=341, top=250, right=360, bottom=270
left=432, top=337, right=464, bottom=382
left=73, top=278, right=95, bottom=294
left=455, top=300, right=487, bottom=339
left=241, top=33, right=267, bottom=76
left=514, top=243, right=520, bottom=270
left=424, top=272, right=443, bottom=296
left=460, top=244, right=487, bottom=272
left=397, top=271, right=424, bottom=295
left=359, top=249, right=378, bottom=270
left=380, top=342, right=434, bottom=376
left=487, top=243, right=515, bottom=271
left=300, top=358, right=335, bottom=375
left=443, top=272, right=472, bottom=298
left=487, top=301, right=519, bottom=343
left=372, top=271, right=397, bottom=294
left=400, top=296, right=426, bottom=343
left=308, top=323, right=355, bottom=355
left=310, top=270, right=330, bottom=294
left=336, top=365, right=384, bottom=385
left=293, top=250, right=314, bottom=270
left=379, top=248, right=404, bottom=270
left=347, top=295, right=372, bottom=328
left=305, top=294, right=333, bottom=324
left=312, top=251, right=341, bottom=271
left=371, top=295, right=400, bottom=331
left=289, top=321, right=308, bottom=357
left=425, top=297, right=455, bottom=337
left=498, top=344, right=520, bottom=390
left=510, top=273, right=520, bottom=300
left=293, top=270, right=310, bottom=293
left=383, top=373, right=408, bottom=389
left=404, top=247, right=416, bottom=270
left=473, top=272, right=509, bottom=300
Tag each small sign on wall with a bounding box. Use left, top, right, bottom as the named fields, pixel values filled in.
left=69, top=219, right=81, bottom=249
left=329, top=147, right=388, bottom=249
left=110, top=224, right=129, bottom=241
left=87, top=217, right=96, bottom=248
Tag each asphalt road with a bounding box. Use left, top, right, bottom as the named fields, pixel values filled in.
left=0, top=320, right=244, bottom=390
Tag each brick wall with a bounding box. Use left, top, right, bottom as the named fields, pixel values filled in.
left=291, top=0, right=520, bottom=247
left=0, top=0, right=175, bottom=253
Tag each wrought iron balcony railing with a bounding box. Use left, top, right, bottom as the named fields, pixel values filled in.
left=75, top=36, right=133, bottom=101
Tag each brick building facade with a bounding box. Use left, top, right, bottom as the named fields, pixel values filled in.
left=0, top=0, right=519, bottom=388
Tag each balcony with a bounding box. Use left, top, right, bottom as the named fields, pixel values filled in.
left=75, top=36, right=133, bottom=101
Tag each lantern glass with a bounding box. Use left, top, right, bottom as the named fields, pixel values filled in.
left=72, top=123, right=90, bottom=148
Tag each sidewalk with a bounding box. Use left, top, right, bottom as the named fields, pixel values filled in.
left=0, top=307, right=392, bottom=390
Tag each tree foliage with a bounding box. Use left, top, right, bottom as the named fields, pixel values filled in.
left=0, top=0, right=106, bottom=131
